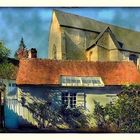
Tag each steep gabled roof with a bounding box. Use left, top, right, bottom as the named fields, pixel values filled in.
left=87, top=27, right=123, bottom=51
left=16, top=59, right=140, bottom=86
left=54, top=10, right=140, bottom=53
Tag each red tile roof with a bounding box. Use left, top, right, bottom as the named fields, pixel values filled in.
left=16, top=59, right=140, bottom=86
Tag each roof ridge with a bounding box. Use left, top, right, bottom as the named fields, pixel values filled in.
left=53, top=9, right=140, bottom=33
left=19, top=58, right=135, bottom=65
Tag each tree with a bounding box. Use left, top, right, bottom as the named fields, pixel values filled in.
left=20, top=89, right=90, bottom=130
left=94, top=85, right=140, bottom=133
left=0, top=42, right=14, bottom=79
left=0, top=42, right=10, bottom=61
left=60, top=106, right=89, bottom=129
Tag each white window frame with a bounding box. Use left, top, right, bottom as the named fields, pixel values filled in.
left=62, top=92, right=77, bottom=108
left=61, top=76, right=104, bottom=87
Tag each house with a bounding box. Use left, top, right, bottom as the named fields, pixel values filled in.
left=16, top=58, right=140, bottom=110
left=49, top=10, right=140, bottom=69
left=14, top=48, right=140, bottom=128
left=3, top=10, right=140, bottom=129
left=12, top=10, right=140, bottom=129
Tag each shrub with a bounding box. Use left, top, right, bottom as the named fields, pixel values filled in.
left=94, top=85, right=140, bottom=133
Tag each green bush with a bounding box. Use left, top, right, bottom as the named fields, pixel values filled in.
left=60, top=106, right=89, bottom=129
left=94, top=85, right=140, bottom=133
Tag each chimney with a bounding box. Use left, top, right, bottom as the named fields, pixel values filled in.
left=28, top=48, right=37, bottom=58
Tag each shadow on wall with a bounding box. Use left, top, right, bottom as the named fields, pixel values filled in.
left=4, top=104, right=37, bottom=129
left=65, top=33, right=86, bottom=60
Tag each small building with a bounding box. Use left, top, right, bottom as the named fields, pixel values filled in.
left=15, top=56, right=140, bottom=127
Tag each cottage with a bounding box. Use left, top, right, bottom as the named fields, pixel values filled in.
left=15, top=54, right=140, bottom=127
left=16, top=58, right=140, bottom=109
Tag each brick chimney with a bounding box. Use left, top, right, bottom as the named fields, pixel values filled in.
left=28, top=48, right=37, bottom=58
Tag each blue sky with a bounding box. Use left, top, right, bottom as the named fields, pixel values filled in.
left=0, top=7, right=140, bottom=58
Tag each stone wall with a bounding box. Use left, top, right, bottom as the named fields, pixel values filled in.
left=48, top=12, right=62, bottom=60
left=62, top=27, right=98, bottom=60
left=86, top=46, right=98, bottom=61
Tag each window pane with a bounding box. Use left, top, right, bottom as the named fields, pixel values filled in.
left=62, top=92, right=77, bottom=108
left=66, top=79, right=71, bottom=83
left=61, top=76, right=104, bottom=87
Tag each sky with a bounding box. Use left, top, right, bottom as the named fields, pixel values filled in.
left=0, top=7, right=140, bottom=58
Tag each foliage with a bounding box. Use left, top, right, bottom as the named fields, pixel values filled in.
left=0, top=42, right=14, bottom=79
left=94, top=85, right=140, bottom=133
left=0, top=62, right=15, bottom=79
left=60, top=106, right=89, bottom=129
left=28, top=95, right=63, bottom=128
left=0, top=42, right=10, bottom=61
left=24, top=91, right=89, bottom=129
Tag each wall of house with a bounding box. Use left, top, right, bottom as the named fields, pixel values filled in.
left=86, top=93, right=117, bottom=114
left=48, top=13, right=62, bottom=60
left=15, top=86, right=121, bottom=128
left=85, top=93, right=117, bottom=127
left=17, top=86, right=121, bottom=108
left=1, top=79, right=17, bottom=97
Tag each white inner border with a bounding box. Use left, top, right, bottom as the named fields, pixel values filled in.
left=0, top=0, right=139, bottom=7
left=0, top=0, right=139, bottom=139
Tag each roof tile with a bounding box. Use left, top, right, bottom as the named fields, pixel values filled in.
left=16, top=59, right=140, bottom=86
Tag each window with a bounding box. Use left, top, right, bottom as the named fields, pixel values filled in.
left=12, top=83, right=16, bottom=87
left=8, top=83, right=16, bottom=87
left=129, top=54, right=138, bottom=65
left=9, top=83, right=11, bottom=87
left=61, top=76, right=104, bottom=87
left=62, top=92, right=76, bottom=108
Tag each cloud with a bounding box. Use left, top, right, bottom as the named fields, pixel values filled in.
left=0, top=8, right=140, bottom=58
left=0, top=8, right=52, bottom=58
